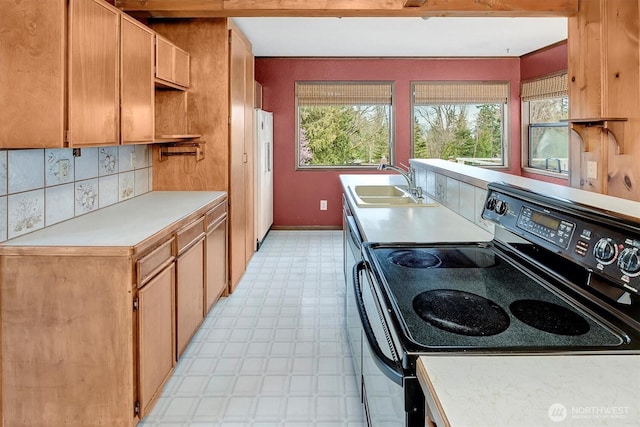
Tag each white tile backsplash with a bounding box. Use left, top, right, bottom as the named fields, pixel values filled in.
left=446, top=177, right=460, bottom=213
left=45, top=149, right=75, bottom=186
left=435, top=173, right=447, bottom=203
left=0, top=146, right=152, bottom=243
left=8, top=189, right=45, bottom=239
left=0, top=151, right=7, bottom=196
left=74, top=148, right=99, bottom=180
left=45, top=184, right=75, bottom=226
left=0, top=196, right=6, bottom=241
left=119, top=171, right=135, bottom=201
left=8, top=149, right=44, bottom=193
left=99, top=147, right=119, bottom=176
left=99, top=174, right=119, bottom=208
left=459, top=181, right=476, bottom=222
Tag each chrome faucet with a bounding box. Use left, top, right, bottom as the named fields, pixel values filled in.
left=377, top=162, right=423, bottom=200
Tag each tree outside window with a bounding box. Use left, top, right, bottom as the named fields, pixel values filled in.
left=296, top=82, right=393, bottom=169
left=412, top=81, right=509, bottom=167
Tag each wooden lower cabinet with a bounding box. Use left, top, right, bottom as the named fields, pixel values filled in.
left=0, top=194, right=228, bottom=426
left=137, top=262, right=175, bottom=417
left=0, top=254, right=136, bottom=426
left=176, top=238, right=205, bottom=357
left=205, top=201, right=229, bottom=312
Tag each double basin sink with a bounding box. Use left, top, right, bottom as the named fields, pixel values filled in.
left=348, top=185, right=438, bottom=208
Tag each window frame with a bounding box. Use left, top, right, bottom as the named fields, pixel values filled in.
left=410, top=81, right=510, bottom=169
left=520, top=72, right=569, bottom=178
left=294, top=81, right=395, bottom=170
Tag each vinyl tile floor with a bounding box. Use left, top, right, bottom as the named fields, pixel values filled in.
left=139, top=230, right=366, bottom=427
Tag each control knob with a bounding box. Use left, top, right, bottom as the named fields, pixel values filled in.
left=485, top=197, right=497, bottom=211
left=494, top=200, right=508, bottom=216
left=618, top=247, right=640, bottom=277
left=593, top=238, right=618, bottom=265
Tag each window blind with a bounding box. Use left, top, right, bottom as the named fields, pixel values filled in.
left=413, top=81, right=509, bottom=105
left=521, top=73, right=567, bottom=102
left=296, top=82, right=393, bottom=106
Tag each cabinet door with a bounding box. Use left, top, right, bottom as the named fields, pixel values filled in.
left=155, top=35, right=174, bottom=84
left=176, top=239, right=205, bottom=357
left=229, top=28, right=254, bottom=291
left=205, top=216, right=228, bottom=313
left=68, top=0, right=120, bottom=146
left=173, top=46, right=190, bottom=88
left=121, top=15, right=154, bottom=144
left=0, top=1, right=66, bottom=148
left=138, top=263, right=175, bottom=416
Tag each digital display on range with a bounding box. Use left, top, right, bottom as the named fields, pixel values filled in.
left=531, top=211, right=561, bottom=231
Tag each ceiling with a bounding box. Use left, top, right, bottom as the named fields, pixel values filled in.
left=231, top=17, right=568, bottom=58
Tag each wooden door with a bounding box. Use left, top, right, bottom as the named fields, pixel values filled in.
left=176, top=239, right=205, bottom=357
left=68, top=0, right=120, bottom=146
left=121, top=14, right=155, bottom=144
left=229, top=29, right=248, bottom=290
left=205, top=216, right=228, bottom=313
left=137, top=263, right=175, bottom=416
left=244, top=45, right=255, bottom=267
left=0, top=1, right=66, bottom=148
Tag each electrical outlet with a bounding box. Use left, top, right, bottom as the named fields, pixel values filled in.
left=130, top=152, right=136, bottom=169
left=587, top=161, right=598, bottom=179
left=320, top=200, right=328, bottom=211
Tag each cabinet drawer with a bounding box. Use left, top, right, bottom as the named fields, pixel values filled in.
left=137, top=238, right=175, bottom=287
left=176, top=217, right=205, bottom=254
left=206, top=201, right=227, bottom=231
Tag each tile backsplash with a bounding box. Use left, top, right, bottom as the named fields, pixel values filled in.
left=0, top=145, right=153, bottom=242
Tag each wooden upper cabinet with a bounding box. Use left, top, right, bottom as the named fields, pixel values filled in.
left=68, top=0, right=120, bottom=147
left=121, top=14, right=155, bottom=144
left=0, top=1, right=166, bottom=149
left=155, top=35, right=190, bottom=89
left=0, top=0, right=66, bottom=148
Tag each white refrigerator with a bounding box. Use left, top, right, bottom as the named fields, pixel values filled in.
left=254, top=109, right=273, bottom=249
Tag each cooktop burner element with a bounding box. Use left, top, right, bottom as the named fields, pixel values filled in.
left=388, top=248, right=497, bottom=269
left=388, top=249, right=442, bottom=268
left=510, top=300, right=590, bottom=336
left=412, top=289, right=510, bottom=336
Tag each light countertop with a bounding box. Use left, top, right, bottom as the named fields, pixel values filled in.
left=418, top=355, right=640, bottom=427
left=412, top=159, right=640, bottom=222
left=0, top=191, right=226, bottom=249
left=340, top=174, right=493, bottom=243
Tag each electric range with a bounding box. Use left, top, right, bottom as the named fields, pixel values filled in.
left=351, top=182, right=640, bottom=426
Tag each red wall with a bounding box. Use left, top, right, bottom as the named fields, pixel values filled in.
left=256, top=57, right=523, bottom=227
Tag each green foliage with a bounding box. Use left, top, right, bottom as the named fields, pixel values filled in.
left=413, top=103, right=503, bottom=163
left=299, top=105, right=390, bottom=166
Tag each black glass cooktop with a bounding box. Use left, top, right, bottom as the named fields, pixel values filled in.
left=365, top=244, right=624, bottom=350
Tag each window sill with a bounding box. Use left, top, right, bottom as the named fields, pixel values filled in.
left=521, top=166, right=569, bottom=180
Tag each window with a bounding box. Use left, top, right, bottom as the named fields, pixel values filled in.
left=521, top=73, right=569, bottom=175
left=295, top=81, right=393, bottom=169
left=411, top=81, right=509, bottom=167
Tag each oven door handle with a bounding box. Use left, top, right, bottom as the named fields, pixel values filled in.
left=354, top=261, right=403, bottom=386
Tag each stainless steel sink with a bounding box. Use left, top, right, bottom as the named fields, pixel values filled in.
left=348, top=185, right=438, bottom=208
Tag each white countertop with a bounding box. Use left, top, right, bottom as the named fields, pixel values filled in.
left=340, top=174, right=493, bottom=243
left=0, top=191, right=226, bottom=248
left=412, top=159, right=640, bottom=221
left=418, top=355, right=640, bottom=427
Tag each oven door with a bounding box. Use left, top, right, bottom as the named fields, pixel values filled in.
left=344, top=208, right=364, bottom=398
left=354, top=261, right=406, bottom=426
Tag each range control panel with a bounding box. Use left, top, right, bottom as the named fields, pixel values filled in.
left=482, top=183, right=640, bottom=295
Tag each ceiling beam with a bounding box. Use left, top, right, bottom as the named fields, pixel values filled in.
left=115, top=0, right=578, bottom=18
left=404, top=0, right=427, bottom=7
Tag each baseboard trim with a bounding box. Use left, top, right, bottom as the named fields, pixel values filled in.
left=271, top=225, right=342, bottom=231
